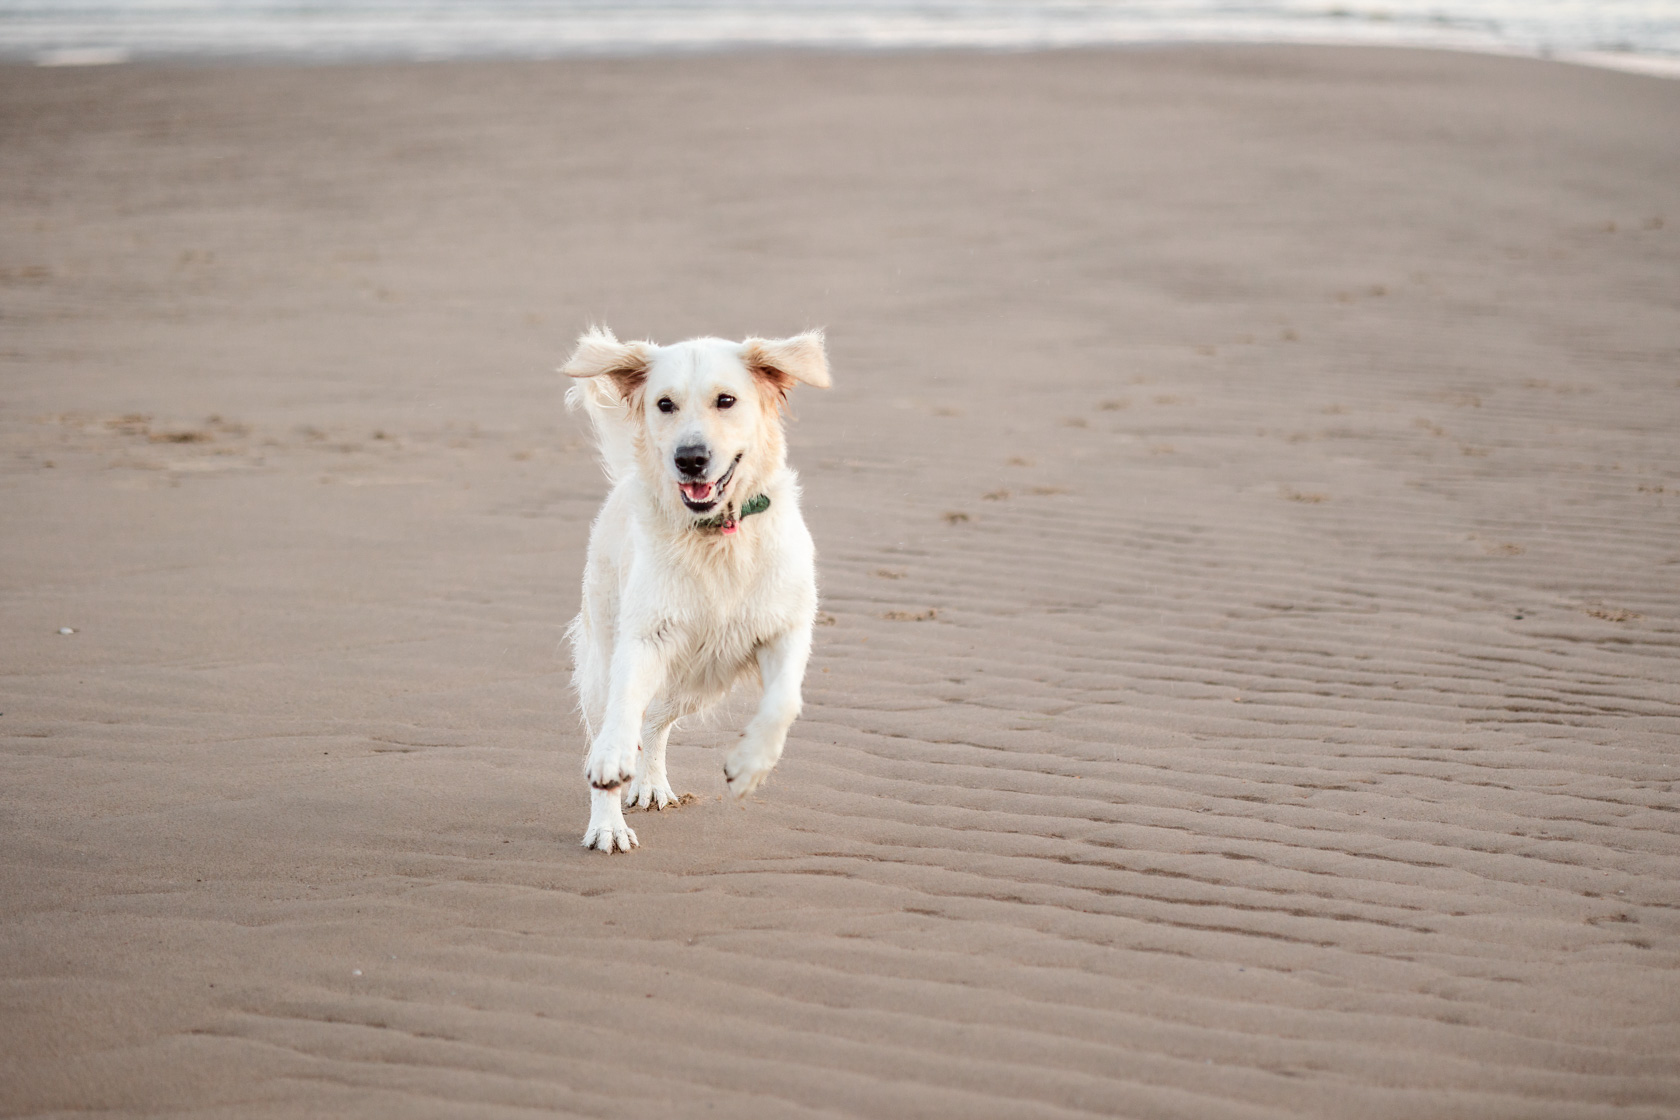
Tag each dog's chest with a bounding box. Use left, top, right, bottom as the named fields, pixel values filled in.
left=667, top=576, right=778, bottom=652
left=653, top=556, right=792, bottom=684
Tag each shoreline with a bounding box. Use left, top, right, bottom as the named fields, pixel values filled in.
left=15, top=30, right=1680, bottom=80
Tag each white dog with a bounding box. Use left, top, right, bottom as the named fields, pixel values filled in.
left=561, top=326, right=831, bottom=853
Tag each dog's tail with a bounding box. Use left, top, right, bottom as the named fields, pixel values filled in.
left=564, top=377, right=639, bottom=484
left=562, top=326, right=647, bottom=484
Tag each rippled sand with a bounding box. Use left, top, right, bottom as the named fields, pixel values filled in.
left=2, top=45, right=1677, bottom=1118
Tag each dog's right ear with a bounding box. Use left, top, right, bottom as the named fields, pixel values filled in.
left=561, top=326, right=654, bottom=404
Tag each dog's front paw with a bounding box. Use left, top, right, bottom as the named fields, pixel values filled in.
left=584, top=733, right=638, bottom=791
left=624, top=772, right=680, bottom=811
left=723, top=739, right=779, bottom=799
left=582, top=789, right=638, bottom=853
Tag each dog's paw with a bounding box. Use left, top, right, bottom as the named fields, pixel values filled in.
left=582, top=787, right=638, bottom=852
left=624, top=773, right=680, bottom=811
left=584, top=734, right=638, bottom=790
left=723, top=743, right=777, bottom=799
left=724, top=766, right=770, bottom=798
left=582, top=819, right=638, bottom=852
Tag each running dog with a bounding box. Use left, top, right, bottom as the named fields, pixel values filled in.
left=562, top=327, right=830, bottom=852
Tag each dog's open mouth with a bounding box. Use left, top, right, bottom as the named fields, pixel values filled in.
left=679, top=453, right=741, bottom=513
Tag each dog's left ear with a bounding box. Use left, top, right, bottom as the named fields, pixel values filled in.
left=742, top=330, right=831, bottom=401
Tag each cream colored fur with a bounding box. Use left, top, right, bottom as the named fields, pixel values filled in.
left=561, top=326, right=830, bottom=853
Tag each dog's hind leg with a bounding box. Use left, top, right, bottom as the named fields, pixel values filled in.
left=582, top=786, right=637, bottom=853
left=725, top=624, right=812, bottom=798
left=625, top=710, right=680, bottom=811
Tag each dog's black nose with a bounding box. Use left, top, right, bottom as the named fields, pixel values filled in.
left=674, top=444, right=710, bottom=478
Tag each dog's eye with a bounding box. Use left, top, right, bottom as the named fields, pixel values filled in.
left=657, top=398, right=675, bottom=414
left=716, top=394, right=735, bottom=410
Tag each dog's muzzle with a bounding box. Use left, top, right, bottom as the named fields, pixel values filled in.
left=678, top=452, right=741, bottom=513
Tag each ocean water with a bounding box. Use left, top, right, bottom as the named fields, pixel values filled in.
left=3, top=1, right=1678, bottom=75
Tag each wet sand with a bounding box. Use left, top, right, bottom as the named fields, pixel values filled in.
left=2, top=45, right=1678, bottom=1118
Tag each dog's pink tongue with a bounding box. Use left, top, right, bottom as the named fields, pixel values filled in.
left=681, top=481, right=713, bottom=501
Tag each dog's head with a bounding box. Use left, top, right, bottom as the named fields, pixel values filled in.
left=562, top=327, right=830, bottom=526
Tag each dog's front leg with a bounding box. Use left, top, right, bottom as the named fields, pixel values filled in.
left=581, top=637, right=668, bottom=853
left=725, top=625, right=812, bottom=798
left=584, top=637, right=668, bottom=792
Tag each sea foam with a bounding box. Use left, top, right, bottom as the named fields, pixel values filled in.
left=2, top=0, right=1677, bottom=75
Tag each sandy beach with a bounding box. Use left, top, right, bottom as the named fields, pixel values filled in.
left=2, top=45, right=1678, bottom=1117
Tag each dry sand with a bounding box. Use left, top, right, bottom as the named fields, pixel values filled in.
left=2, top=45, right=1678, bottom=1118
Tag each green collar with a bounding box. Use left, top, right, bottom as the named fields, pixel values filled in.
left=696, top=493, right=770, bottom=534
